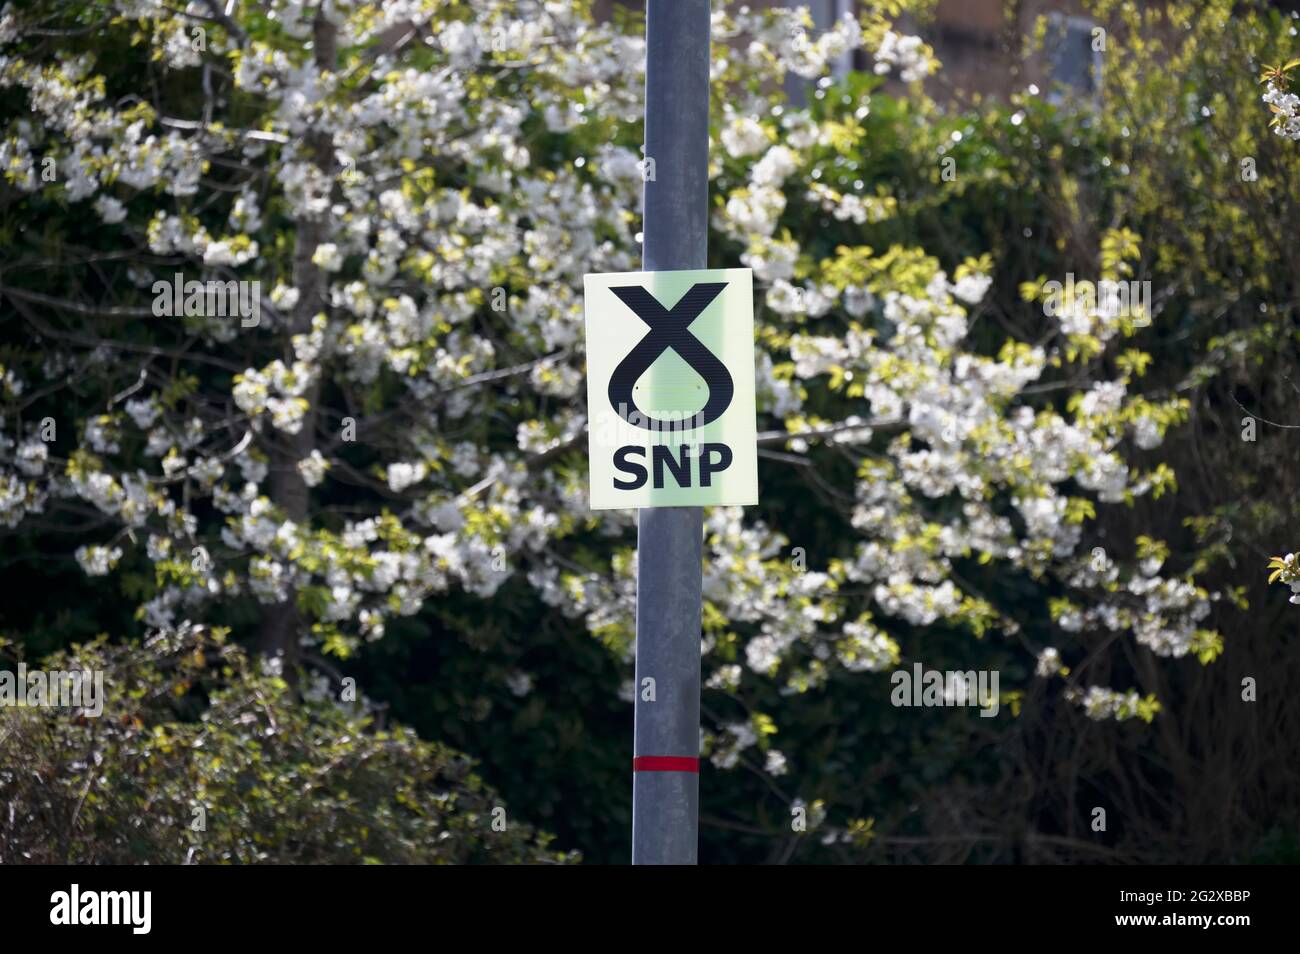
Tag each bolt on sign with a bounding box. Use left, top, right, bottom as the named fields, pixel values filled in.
left=583, top=267, right=757, bottom=510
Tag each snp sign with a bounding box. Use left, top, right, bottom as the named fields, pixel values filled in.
left=583, top=267, right=757, bottom=510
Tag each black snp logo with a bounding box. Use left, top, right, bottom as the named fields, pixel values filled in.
left=607, top=282, right=735, bottom=491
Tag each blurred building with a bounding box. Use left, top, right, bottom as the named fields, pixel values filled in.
left=592, top=1, right=1300, bottom=103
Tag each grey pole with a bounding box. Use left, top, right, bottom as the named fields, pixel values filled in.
left=631, top=0, right=711, bottom=866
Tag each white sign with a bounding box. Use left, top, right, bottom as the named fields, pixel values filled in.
left=583, top=267, right=757, bottom=510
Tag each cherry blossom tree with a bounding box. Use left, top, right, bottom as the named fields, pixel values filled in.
left=0, top=0, right=1222, bottom=835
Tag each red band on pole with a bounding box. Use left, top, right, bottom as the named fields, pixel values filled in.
left=633, top=756, right=700, bottom=773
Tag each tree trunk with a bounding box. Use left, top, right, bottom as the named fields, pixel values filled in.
left=257, top=13, right=337, bottom=665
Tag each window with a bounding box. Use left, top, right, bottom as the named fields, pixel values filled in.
left=1043, top=13, right=1103, bottom=103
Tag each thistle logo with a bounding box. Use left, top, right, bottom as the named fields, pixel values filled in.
left=584, top=268, right=757, bottom=510
left=607, top=283, right=733, bottom=432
